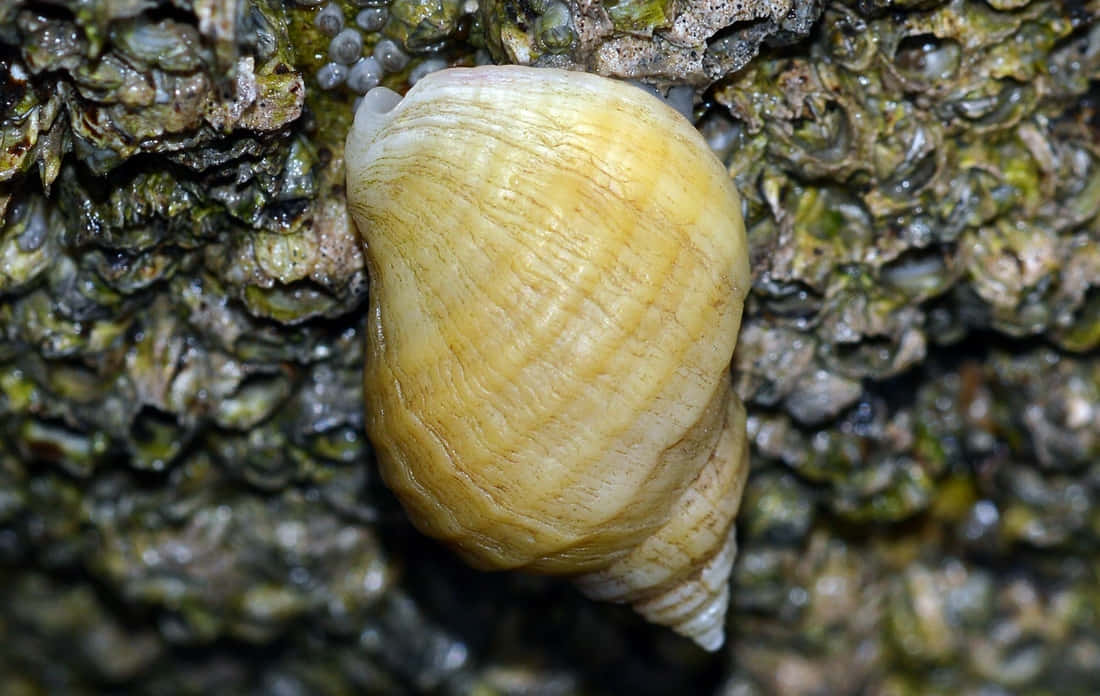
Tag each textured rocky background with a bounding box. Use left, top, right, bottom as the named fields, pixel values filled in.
left=2, top=0, right=1099, bottom=694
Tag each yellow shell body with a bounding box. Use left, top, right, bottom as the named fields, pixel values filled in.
left=346, top=66, right=750, bottom=650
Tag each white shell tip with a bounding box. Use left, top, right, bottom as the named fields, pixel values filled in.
left=694, top=626, right=726, bottom=652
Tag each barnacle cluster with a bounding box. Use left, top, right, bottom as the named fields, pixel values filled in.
left=2, top=0, right=1100, bottom=693
left=722, top=0, right=1100, bottom=522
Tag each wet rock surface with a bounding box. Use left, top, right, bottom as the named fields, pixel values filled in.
left=2, top=0, right=1100, bottom=693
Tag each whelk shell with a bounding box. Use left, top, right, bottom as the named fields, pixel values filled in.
left=346, top=66, right=751, bottom=650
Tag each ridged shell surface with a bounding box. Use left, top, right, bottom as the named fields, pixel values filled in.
left=346, top=66, right=750, bottom=650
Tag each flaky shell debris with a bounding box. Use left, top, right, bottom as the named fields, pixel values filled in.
left=345, top=66, right=751, bottom=650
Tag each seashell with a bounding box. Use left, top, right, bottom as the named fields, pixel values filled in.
left=535, top=1, right=574, bottom=53
left=315, top=3, right=346, bottom=37
left=329, top=28, right=364, bottom=65
left=407, top=57, right=449, bottom=85
left=355, top=8, right=388, bottom=32
left=372, top=38, right=409, bottom=73
left=316, top=62, right=348, bottom=90
left=345, top=66, right=751, bottom=651
left=347, top=56, right=383, bottom=94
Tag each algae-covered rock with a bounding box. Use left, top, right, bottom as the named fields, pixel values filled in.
left=2, top=0, right=1100, bottom=693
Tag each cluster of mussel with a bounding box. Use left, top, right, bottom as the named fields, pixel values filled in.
left=0, top=3, right=402, bottom=688
left=714, top=0, right=1100, bottom=520
left=706, top=0, right=1100, bottom=691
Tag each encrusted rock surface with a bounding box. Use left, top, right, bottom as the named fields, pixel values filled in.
left=2, top=0, right=1100, bottom=693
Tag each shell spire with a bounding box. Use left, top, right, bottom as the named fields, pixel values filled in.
left=573, top=391, right=749, bottom=650
left=346, top=66, right=751, bottom=650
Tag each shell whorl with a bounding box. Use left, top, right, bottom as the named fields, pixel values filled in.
left=573, top=391, right=749, bottom=650
left=346, top=66, right=751, bottom=650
